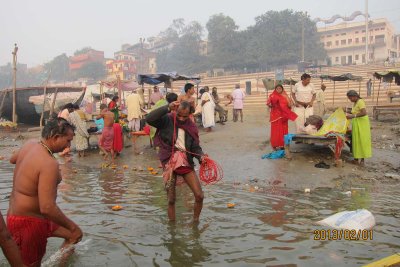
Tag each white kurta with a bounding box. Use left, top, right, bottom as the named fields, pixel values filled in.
left=292, top=82, right=316, bottom=133
left=201, top=92, right=215, bottom=128
left=126, top=93, right=143, bottom=121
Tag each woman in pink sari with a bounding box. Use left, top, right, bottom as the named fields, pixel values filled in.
left=267, top=84, right=298, bottom=150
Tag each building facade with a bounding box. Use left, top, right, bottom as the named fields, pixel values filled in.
left=69, top=49, right=104, bottom=71
left=106, top=51, right=137, bottom=80
left=125, top=43, right=157, bottom=74
left=318, top=18, right=400, bottom=65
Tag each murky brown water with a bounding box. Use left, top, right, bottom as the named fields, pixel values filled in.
left=1, top=152, right=399, bottom=266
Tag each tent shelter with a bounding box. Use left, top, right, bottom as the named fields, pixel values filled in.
left=319, top=73, right=363, bottom=106
left=373, top=70, right=400, bottom=105
left=137, top=72, right=201, bottom=107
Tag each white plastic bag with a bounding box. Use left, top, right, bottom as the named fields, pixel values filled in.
left=317, top=209, right=375, bottom=230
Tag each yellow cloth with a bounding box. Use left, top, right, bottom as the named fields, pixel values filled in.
left=314, top=108, right=349, bottom=136
left=126, top=93, right=143, bottom=121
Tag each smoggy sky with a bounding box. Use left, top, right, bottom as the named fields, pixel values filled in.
left=1, top=0, right=399, bottom=66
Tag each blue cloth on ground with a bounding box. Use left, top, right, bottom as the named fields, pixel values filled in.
left=261, top=150, right=285, bottom=159
left=95, top=118, right=104, bottom=133
left=284, top=134, right=296, bottom=145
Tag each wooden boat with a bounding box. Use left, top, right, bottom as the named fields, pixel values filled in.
left=0, top=86, right=85, bottom=125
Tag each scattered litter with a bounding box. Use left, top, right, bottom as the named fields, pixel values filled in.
left=147, top=167, right=154, bottom=171
left=227, top=203, right=235, bottom=208
left=122, top=165, right=129, bottom=169
left=317, top=209, right=375, bottom=230
left=342, top=191, right=352, bottom=196
left=385, top=173, right=400, bottom=180
left=112, top=205, right=123, bottom=211
left=314, top=161, right=330, bottom=169
left=304, top=188, right=311, bottom=193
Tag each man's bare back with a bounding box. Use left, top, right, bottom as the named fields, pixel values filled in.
left=7, top=118, right=82, bottom=266
left=97, top=109, right=114, bottom=127
left=9, top=140, right=61, bottom=218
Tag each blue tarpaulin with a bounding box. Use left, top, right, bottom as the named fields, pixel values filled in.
left=137, top=72, right=200, bottom=85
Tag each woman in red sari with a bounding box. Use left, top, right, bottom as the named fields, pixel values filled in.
left=267, top=84, right=298, bottom=150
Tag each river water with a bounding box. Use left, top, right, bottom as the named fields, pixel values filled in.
left=0, top=153, right=399, bottom=267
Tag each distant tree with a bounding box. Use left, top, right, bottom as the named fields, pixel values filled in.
left=156, top=10, right=326, bottom=73
left=75, top=62, right=106, bottom=81
left=206, top=13, right=240, bottom=68
left=156, top=20, right=207, bottom=74
left=159, top=18, right=185, bottom=43
left=247, top=10, right=326, bottom=68
left=74, top=47, right=93, bottom=56
left=43, top=53, right=70, bottom=82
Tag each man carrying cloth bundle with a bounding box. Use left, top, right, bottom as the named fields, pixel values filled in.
left=97, top=104, right=115, bottom=162
left=146, top=101, right=207, bottom=223
left=7, top=118, right=83, bottom=267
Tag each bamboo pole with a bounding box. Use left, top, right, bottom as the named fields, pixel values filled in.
left=100, top=82, right=104, bottom=102
left=372, top=77, right=376, bottom=100
left=332, top=81, right=336, bottom=107
left=117, top=76, right=122, bottom=106
left=147, top=86, right=151, bottom=109
left=40, top=71, right=52, bottom=128
left=358, top=81, right=361, bottom=96
left=12, top=44, right=18, bottom=123
left=196, top=83, right=199, bottom=105
left=376, top=79, right=381, bottom=106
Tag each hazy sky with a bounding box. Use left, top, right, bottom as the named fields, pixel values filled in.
left=1, top=0, right=399, bottom=67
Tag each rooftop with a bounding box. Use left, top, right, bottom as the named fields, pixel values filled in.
left=318, top=18, right=390, bottom=33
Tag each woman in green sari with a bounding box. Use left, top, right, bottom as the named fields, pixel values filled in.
left=346, top=90, right=372, bottom=166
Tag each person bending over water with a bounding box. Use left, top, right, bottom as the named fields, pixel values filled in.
left=7, top=118, right=83, bottom=267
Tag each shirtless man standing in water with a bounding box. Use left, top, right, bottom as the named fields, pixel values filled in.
left=96, top=104, right=115, bottom=162
left=7, top=118, right=83, bottom=267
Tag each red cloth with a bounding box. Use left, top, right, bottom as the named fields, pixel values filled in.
left=267, top=89, right=298, bottom=149
left=143, top=125, right=150, bottom=135
left=99, top=126, right=114, bottom=151
left=270, top=119, right=288, bottom=148
left=163, top=151, right=193, bottom=188
left=108, top=101, right=117, bottom=110
left=7, top=215, right=59, bottom=267
left=113, top=123, right=123, bottom=153
left=267, top=89, right=298, bottom=122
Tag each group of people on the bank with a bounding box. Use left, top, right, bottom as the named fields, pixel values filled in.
left=266, top=73, right=372, bottom=166
left=0, top=74, right=373, bottom=266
